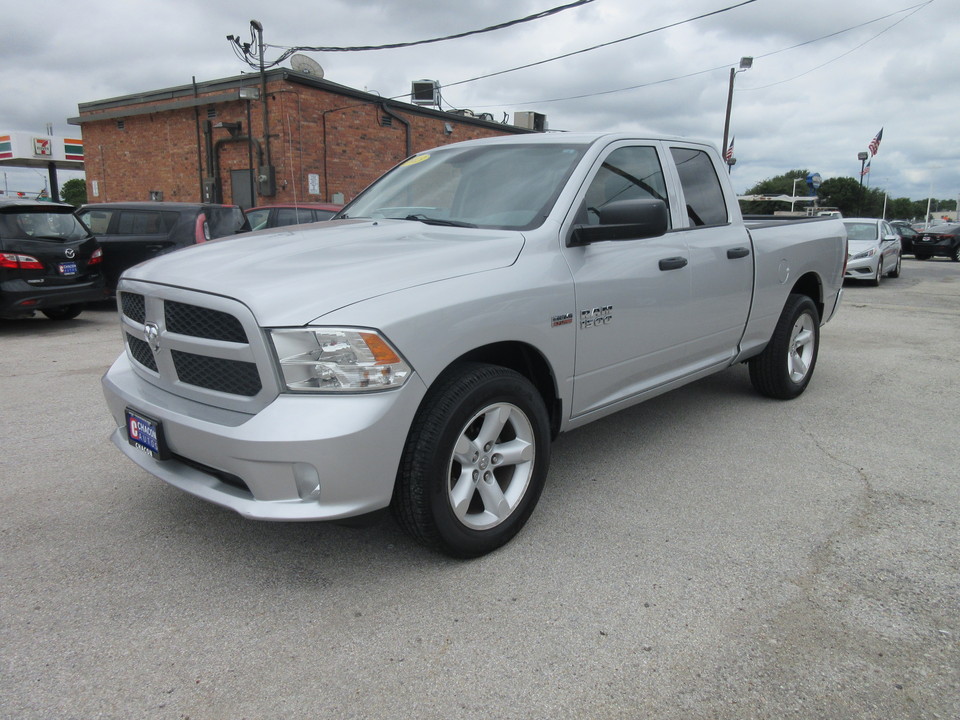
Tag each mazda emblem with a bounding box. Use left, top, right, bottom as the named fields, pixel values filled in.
left=144, top=322, right=161, bottom=353
left=65, top=248, right=76, bottom=259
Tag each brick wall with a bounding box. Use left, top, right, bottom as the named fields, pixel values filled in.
left=78, top=77, right=525, bottom=207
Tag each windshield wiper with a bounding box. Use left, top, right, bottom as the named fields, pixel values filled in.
left=403, top=214, right=477, bottom=228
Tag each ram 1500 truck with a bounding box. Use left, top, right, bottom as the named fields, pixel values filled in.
left=102, top=133, right=846, bottom=557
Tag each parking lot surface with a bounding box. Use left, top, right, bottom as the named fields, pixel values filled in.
left=2, top=258, right=958, bottom=719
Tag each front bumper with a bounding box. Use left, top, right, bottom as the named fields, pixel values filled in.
left=102, top=353, right=428, bottom=521
left=844, top=255, right=880, bottom=279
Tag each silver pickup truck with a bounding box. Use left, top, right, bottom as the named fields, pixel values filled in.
left=102, top=132, right=845, bottom=557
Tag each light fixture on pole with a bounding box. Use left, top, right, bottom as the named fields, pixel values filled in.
left=721, top=57, right=752, bottom=174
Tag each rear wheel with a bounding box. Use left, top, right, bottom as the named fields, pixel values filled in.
left=393, top=363, right=550, bottom=557
left=748, top=294, right=820, bottom=400
left=41, top=305, right=83, bottom=321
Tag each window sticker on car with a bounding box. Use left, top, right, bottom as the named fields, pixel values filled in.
left=401, top=154, right=430, bottom=167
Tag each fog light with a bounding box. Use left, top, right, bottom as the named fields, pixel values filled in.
left=294, top=463, right=321, bottom=500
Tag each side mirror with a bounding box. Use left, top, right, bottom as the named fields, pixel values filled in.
left=570, top=199, right=669, bottom=246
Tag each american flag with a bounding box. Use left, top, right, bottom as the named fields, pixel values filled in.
left=861, top=159, right=871, bottom=176
left=868, top=128, right=883, bottom=156
left=724, top=136, right=735, bottom=161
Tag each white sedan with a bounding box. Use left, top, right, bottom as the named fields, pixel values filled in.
left=843, top=218, right=902, bottom=286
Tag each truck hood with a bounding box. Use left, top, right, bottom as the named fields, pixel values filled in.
left=122, top=219, right=525, bottom=325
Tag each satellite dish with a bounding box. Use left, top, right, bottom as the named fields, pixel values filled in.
left=291, top=54, right=324, bottom=79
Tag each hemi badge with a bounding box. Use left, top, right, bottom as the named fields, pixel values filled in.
left=551, top=313, right=573, bottom=327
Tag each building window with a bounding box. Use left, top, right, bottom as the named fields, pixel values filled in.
left=207, top=107, right=217, bottom=119
left=117, top=120, right=125, bottom=130
left=380, top=115, right=393, bottom=127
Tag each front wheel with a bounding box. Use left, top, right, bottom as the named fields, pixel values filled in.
left=869, top=259, right=882, bottom=286
left=888, top=253, right=902, bottom=278
left=392, top=363, right=551, bottom=557
left=748, top=294, right=820, bottom=400
left=952, top=245, right=960, bottom=262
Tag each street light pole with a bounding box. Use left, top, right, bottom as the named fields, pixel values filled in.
left=721, top=57, right=752, bottom=174
left=791, top=177, right=804, bottom=213
left=857, top=151, right=869, bottom=216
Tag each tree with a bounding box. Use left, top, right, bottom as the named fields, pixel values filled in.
left=60, top=178, right=87, bottom=207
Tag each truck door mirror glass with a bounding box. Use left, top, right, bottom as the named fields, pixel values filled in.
left=570, top=199, right=669, bottom=245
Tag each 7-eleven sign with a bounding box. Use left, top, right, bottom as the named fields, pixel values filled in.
left=33, top=137, right=52, bottom=156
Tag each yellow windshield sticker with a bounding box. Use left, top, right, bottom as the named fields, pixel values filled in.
left=401, top=154, right=430, bottom=167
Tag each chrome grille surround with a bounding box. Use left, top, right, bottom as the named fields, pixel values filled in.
left=116, top=279, right=280, bottom=413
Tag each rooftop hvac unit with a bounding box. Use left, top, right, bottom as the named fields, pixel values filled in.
left=514, top=111, right=547, bottom=132
left=411, top=80, right=440, bottom=106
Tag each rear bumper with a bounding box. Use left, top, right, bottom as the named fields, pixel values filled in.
left=912, top=240, right=957, bottom=257
left=0, top=276, right=109, bottom=317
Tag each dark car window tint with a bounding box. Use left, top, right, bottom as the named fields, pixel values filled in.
left=669, top=147, right=728, bottom=227
left=314, top=209, right=336, bottom=220
left=117, top=211, right=165, bottom=234
left=276, top=208, right=313, bottom=226
left=582, top=146, right=670, bottom=227
left=79, top=209, right=114, bottom=234
left=0, top=210, right=88, bottom=241
left=207, top=207, right=248, bottom=237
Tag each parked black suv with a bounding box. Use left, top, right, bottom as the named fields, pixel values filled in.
left=0, top=199, right=107, bottom=320
left=76, top=202, right=251, bottom=290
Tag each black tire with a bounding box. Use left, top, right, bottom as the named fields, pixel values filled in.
left=952, top=245, right=960, bottom=262
left=888, top=253, right=901, bottom=278
left=748, top=294, right=820, bottom=400
left=392, top=363, right=551, bottom=558
left=41, top=305, right=83, bottom=321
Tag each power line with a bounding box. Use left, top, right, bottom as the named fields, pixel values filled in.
left=419, top=0, right=758, bottom=94
left=741, top=1, right=933, bottom=90
left=232, top=1, right=596, bottom=70
left=453, top=0, right=933, bottom=109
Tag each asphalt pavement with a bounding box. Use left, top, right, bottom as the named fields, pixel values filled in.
left=2, top=257, right=958, bottom=719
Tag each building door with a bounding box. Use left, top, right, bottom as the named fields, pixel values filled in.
left=231, top=169, right=255, bottom=210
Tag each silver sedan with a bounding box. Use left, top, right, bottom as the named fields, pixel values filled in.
left=843, top=218, right=902, bottom=286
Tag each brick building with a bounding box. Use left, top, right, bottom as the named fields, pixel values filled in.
left=69, top=70, right=532, bottom=208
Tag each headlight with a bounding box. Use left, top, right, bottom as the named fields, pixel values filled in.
left=270, top=328, right=412, bottom=392
left=850, top=247, right=877, bottom=260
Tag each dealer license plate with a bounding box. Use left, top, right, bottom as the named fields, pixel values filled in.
left=58, top=261, right=78, bottom=276
left=125, top=408, right=169, bottom=460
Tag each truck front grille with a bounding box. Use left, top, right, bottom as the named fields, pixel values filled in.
left=120, top=292, right=145, bottom=324
left=165, top=301, right=247, bottom=343
left=126, top=333, right=158, bottom=371
left=117, top=282, right=276, bottom=411
left=171, top=350, right=261, bottom=396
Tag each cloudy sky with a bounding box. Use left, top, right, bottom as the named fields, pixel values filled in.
left=2, top=0, right=957, bottom=206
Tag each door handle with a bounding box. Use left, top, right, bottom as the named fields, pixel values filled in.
left=727, top=247, right=751, bottom=259
left=658, top=257, right=688, bottom=271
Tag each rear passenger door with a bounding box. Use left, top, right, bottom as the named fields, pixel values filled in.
left=667, top=144, right=753, bottom=370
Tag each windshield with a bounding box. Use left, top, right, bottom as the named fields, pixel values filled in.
left=0, top=209, right=90, bottom=242
left=341, top=142, right=588, bottom=230
left=843, top=222, right=878, bottom=241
